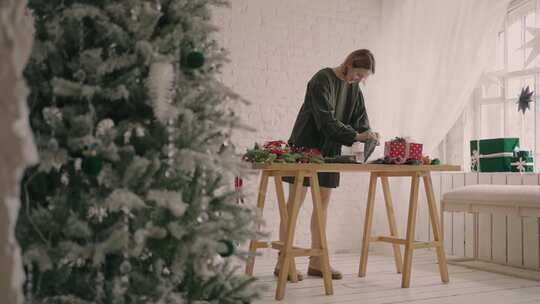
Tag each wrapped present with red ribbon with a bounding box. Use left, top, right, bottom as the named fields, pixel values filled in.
left=384, top=137, right=423, bottom=164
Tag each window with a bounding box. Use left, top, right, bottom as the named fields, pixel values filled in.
left=476, top=0, right=539, bottom=170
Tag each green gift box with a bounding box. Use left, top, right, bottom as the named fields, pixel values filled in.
left=470, top=138, right=519, bottom=172
left=511, top=148, right=534, bottom=172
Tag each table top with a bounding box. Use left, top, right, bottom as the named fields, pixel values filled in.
left=252, top=163, right=461, bottom=173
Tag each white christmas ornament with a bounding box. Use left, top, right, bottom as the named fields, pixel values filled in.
left=130, top=9, right=138, bottom=21
left=74, top=158, right=82, bottom=171
left=88, top=206, right=108, bottom=222
left=135, top=126, right=145, bottom=137
left=61, top=172, right=69, bottom=185
left=59, top=256, right=85, bottom=268
left=96, top=119, right=115, bottom=136
left=75, top=258, right=85, bottom=267
left=124, top=130, right=132, bottom=144
left=121, top=275, right=129, bottom=283
left=197, top=212, right=209, bottom=223
left=42, top=107, right=63, bottom=125
left=59, top=257, right=70, bottom=266
left=140, top=249, right=152, bottom=261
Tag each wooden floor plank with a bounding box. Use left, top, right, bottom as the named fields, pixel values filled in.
left=250, top=252, right=540, bottom=304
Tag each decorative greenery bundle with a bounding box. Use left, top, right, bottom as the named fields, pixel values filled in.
left=242, top=140, right=324, bottom=164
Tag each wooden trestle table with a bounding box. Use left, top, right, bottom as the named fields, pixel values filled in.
left=245, top=163, right=461, bottom=300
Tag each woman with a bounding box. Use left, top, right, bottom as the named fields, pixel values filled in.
left=277, top=49, right=380, bottom=281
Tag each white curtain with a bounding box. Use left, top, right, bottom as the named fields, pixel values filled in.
left=369, top=0, right=511, bottom=154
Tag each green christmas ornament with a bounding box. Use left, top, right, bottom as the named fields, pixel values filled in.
left=217, top=239, right=235, bottom=257
left=184, top=51, right=205, bottom=69
left=431, top=158, right=441, bottom=165
left=82, top=156, right=103, bottom=177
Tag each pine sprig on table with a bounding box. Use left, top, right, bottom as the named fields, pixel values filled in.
left=242, top=141, right=324, bottom=164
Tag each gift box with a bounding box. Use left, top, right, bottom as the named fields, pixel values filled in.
left=511, top=148, right=534, bottom=172
left=384, top=138, right=423, bottom=164
left=470, top=138, right=519, bottom=172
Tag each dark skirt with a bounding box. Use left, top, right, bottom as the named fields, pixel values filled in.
left=282, top=172, right=340, bottom=188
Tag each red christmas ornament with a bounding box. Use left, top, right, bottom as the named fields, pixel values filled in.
left=234, top=176, right=244, bottom=204
left=234, top=176, right=243, bottom=189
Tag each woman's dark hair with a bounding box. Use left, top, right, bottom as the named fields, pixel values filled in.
left=342, top=49, right=375, bottom=75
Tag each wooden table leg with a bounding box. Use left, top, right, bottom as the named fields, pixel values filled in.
left=359, top=173, right=378, bottom=277
left=274, top=174, right=299, bottom=283
left=276, top=171, right=305, bottom=300
left=310, top=171, right=333, bottom=296
left=402, top=174, right=420, bottom=288
left=423, top=173, right=449, bottom=283
left=246, top=171, right=270, bottom=276
left=381, top=176, right=403, bottom=274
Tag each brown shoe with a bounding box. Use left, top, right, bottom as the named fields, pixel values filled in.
left=273, top=268, right=304, bottom=282
left=307, top=266, right=343, bottom=280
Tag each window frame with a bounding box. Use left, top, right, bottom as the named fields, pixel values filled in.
left=474, top=0, right=540, bottom=171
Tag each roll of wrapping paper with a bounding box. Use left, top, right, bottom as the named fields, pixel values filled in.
left=364, top=138, right=378, bottom=163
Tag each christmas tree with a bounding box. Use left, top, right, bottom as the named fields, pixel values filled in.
left=17, top=0, right=261, bottom=303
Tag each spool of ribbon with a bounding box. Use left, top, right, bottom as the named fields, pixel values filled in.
left=471, top=150, right=480, bottom=171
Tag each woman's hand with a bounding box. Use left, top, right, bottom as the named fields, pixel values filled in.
left=355, top=130, right=380, bottom=143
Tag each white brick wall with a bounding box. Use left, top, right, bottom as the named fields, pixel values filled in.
left=213, top=0, right=385, bottom=260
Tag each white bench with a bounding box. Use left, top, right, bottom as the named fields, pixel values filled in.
left=441, top=184, right=540, bottom=261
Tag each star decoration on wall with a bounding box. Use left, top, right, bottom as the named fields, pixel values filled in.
left=521, top=27, right=540, bottom=67
left=517, top=85, right=534, bottom=114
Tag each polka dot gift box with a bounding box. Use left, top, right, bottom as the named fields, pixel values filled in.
left=384, top=137, right=423, bottom=164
